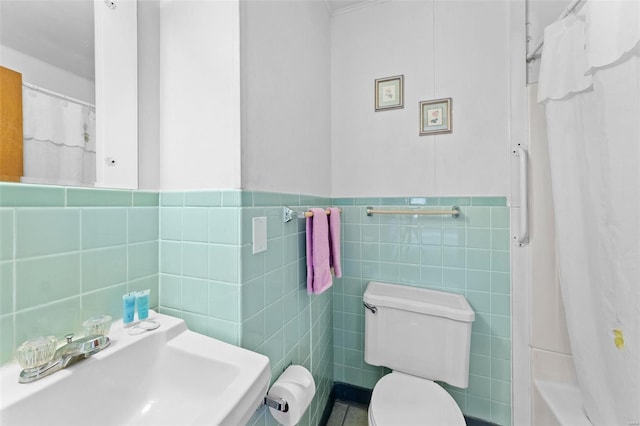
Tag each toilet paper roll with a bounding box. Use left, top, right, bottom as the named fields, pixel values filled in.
left=268, top=365, right=316, bottom=426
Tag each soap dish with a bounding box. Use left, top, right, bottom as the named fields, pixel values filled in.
left=127, top=319, right=160, bottom=336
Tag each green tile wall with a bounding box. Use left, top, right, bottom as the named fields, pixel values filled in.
left=0, top=183, right=159, bottom=364
left=332, top=197, right=511, bottom=426
left=158, top=191, right=333, bottom=426
left=1, top=183, right=511, bottom=426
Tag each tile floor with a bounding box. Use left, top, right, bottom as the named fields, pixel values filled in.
left=326, top=400, right=369, bottom=426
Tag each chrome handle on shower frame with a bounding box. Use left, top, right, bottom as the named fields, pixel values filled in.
left=513, top=145, right=529, bottom=247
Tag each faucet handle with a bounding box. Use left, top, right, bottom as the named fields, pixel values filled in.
left=65, top=334, right=74, bottom=343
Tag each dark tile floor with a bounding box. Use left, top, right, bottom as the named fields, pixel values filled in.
left=326, top=400, right=369, bottom=426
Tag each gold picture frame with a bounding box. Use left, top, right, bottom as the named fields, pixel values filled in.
left=375, top=75, right=404, bottom=111
left=419, top=98, right=452, bottom=135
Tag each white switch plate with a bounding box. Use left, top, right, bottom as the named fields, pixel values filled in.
left=252, top=217, right=267, bottom=254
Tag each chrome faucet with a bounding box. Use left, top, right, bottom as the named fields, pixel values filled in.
left=18, top=333, right=110, bottom=384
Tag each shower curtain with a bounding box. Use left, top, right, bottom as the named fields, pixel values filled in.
left=22, top=86, right=96, bottom=186
left=537, top=1, right=640, bottom=424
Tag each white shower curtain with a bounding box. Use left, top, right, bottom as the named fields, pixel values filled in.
left=538, top=1, right=640, bottom=424
left=22, top=87, right=96, bottom=186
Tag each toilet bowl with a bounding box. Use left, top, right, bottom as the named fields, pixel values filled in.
left=368, top=372, right=465, bottom=426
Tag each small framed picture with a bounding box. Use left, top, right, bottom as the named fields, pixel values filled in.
left=375, top=75, right=404, bottom=111
left=419, top=98, right=452, bottom=135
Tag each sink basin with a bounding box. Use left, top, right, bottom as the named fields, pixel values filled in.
left=0, top=312, right=271, bottom=425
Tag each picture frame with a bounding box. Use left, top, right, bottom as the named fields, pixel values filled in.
left=419, top=98, right=452, bottom=135
left=375, top=75, right=404, bottom=111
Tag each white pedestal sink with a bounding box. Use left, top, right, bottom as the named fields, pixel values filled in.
left=0, top=312, right=271, bottom=425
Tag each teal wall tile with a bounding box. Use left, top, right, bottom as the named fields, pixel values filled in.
left=491, top=208, right=510, bottom=229
left=471, top=197, right=507, bottom=207
left=491, top=272, right=511, bottom=294
left=467, top=249, right=491, bottom=270
left=0, top=184, right=64, bottom=207
left=128, top=207, right=159, bottom=243
left=0, top=315, right=14, bottom=364
left=133, top=192, right=159, bottom=206
left=160, top=208, right=182, bottom=241
left=0, top=209, right=13, bottom=260
left=82, top=247, right=127, bottom=292
left=443, top=247, right=465, bottom=268
left=1, top=262, right=13, bottom=314
left=208, top=317, right=239, bottom=345
left=182, top=277, right=209, bottom=315
left=15, top=297, right=81, bottom=346
left=467, top=228, right=491, bottom=249
left=211, top=208, right=239, bottom=244
left=16, top=209, right=80, bottom=257
left=491, top=229, right=510, bottom=250
left=492, top=402, right=512, bottom=426
left=82, top=283, right=127, bottom=320
left=209, top=245, right=239, bottom=284
left=16, top=253, right=80, bottom=310
left=67, top=188, right=132, bottom=206
left=160, top=241, right=182, bottom=275
left=254, top=192, right=282, bottom=207
left=467, top=207, right=491, bottom=227
left=160, top=192, right=184, bottom=206
left=184, top=191, right=221, bottom=207
left=208, top=281, right=239, bottom=321
left=182, top=243, right=208, bottom=279
left=491, top=250, right=510, bottom=272
left=182, top=208, right=209, bottom=242
left=82, top=208, right=127, bottom=249
left=160, top=274, right=182, bottom=310
left=127, top=241, right=158, bottom=280
left=221, top=190, right=242, bottom=207
left=438, top=196, right=471, bottom=206
left=467, top=270, right=490, bottom=291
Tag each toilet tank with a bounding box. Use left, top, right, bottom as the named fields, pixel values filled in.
left=363, top=281, right=475, bottom=388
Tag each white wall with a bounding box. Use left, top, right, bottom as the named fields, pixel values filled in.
left=331, top=1, right=511, bottom=197
left=0, top=45, right=94, bottom=103
left=138, top=0, right=161, bottom=190
left=240, top=0, right=331, bottom=196
left=158, top=0, right=241, bottom=190
left=95, top=0, right=138, bottom=189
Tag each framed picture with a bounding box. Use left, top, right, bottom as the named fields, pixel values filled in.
left=419, top=98, right=452, bottom=135
left=375, top=75, right=404, bottom=111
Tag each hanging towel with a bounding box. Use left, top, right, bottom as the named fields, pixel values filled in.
left=328, top=207, right=342, bottom=279
left=306, top=208, right=333, bottom=294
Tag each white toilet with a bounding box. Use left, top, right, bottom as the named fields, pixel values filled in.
left=363, top=281, right=475, bottom=426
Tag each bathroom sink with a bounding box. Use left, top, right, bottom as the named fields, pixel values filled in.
left=0, top=312, right=271, bottom=425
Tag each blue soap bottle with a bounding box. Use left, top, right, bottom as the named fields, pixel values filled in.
left=122, top=293, right=136, bottom=327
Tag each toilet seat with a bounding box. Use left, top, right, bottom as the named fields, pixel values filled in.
left=368, top=372, right=466, bottom=426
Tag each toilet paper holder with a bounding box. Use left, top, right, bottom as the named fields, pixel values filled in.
left=264, top=395, right=289, bottom=413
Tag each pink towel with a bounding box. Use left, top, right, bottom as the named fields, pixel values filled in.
left=306, top=208, right=333, bottom=294
left=328, top=207, right=342, bottom=278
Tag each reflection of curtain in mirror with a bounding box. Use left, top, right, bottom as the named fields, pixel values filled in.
left=22, top=86, right=96, bottom=186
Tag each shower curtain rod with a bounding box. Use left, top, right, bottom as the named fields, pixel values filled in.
left=526, top=0, right=587, bottom=63
left=22, top=82, right=95, bottom=109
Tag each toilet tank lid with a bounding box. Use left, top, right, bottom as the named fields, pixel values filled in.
left=363, top=281, right=475, bottom=322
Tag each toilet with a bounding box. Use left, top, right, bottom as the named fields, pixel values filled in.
left=363, top=281, right=475, bottom=426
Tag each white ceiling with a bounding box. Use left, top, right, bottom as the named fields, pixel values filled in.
left=0, top=0, right=382, bottom=82
left=0, top=0, right=94, bottom=81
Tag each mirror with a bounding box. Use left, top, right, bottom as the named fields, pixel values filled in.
left=0, top=0, right=138, bottom=189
